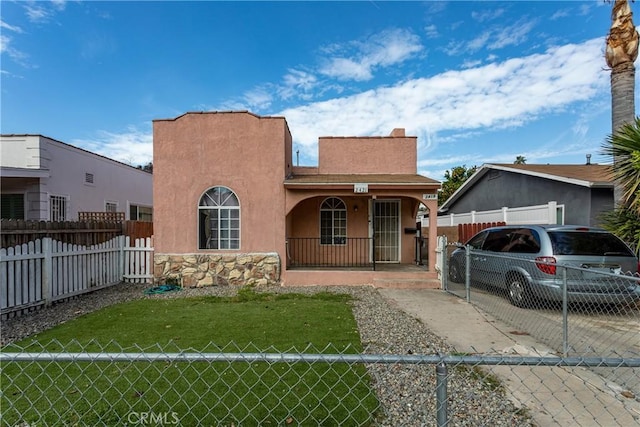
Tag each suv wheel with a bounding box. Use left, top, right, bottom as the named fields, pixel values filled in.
left=449, top=260, right=462, bottom=283
left=507, top=274, right=534, bottom=308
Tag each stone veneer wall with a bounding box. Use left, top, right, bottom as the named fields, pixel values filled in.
left=154, top=253, right=281, bottom=287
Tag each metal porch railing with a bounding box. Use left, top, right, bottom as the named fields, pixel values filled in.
left=286, top=237, right=374, bottom=269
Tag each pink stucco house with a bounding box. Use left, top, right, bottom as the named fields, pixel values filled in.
left=153, top=111, right=440, bottom=287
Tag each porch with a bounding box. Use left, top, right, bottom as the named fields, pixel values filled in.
left=284, top=237, right=440, bottom=288
left=283, top=171, right=441, bottom=288
left=282, top=264, right=440, bottom=288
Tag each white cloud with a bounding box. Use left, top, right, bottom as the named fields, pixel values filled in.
left=279, top=69, right=318, bottom=100
left=471, top=8, right=506, bottom=23
left=24, top=4, right=52, bottom=22
left=72, top=127, right=153, bottom=166
left=424, top=24, right=438, bottom=39
left=0, top=20, right=24, bottom=33
left=488, top=19, right=537, bottom=50
left=65, top=34, right=609, bottom=176
left=23, top=1, right=66, bottom=22
left=319, top=28, right=423, bottom=81
left=550, top=9, right=571, bottom=21
left=279, top=37, right=607, bottom=164
left=459, top=18, right=537, bottom=55
left=0, top=34, right=30, bottom=67
left=243, top=87, right=274, bottom=110
left=321, top=57, right=373, bottom=81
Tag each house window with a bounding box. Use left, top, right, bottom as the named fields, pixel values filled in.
left=50, top=195, right=67, bottom=221
left=106, top=202, right=118, bottom=212
left=198, top=187, right=240, bottom=250
left=130, top=204, right=153, bottom=222
left=1, top=194, right=25, bottom=219
left=320, top=197, right=346, bottom=245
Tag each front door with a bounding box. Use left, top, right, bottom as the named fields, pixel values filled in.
left=372, top=200, right=400, bottom=262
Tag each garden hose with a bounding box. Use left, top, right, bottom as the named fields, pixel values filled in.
left=143, top=284, right=182, bottom=295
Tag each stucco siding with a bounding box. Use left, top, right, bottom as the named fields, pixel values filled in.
left=44, top=138, right=153, bottom=220
left=590, top=188, right=615, bottom=226
left=318, top=135, right=417, bottom=174
left=0, top=136, right=44, bottom=169
left=153, top=112, right=289, bottom=254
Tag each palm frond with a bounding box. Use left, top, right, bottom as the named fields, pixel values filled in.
left=602, top=116, right=640, bottom=211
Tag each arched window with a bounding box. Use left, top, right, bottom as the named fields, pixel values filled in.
left=198, top=187, right=240, bottom=250
left=320, top=197, right=346, bottom=245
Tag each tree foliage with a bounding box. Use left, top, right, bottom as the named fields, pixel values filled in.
left=603, top=117, right=640, bottom=211
left=137, top=162, right=153, bottom=173
left=600, top=116, right=640, bottom=253
left=439, top=165, right=477, bottom=206
left=514, top=156, right=527, bottom=164
left=600, top=206, right=640, bottom=255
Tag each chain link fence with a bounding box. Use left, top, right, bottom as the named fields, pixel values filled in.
left=442, top=241, right=640, bottom=407
left=2, top=340, right=639, bottom=426
left=2, top=241, right=640, bottom=427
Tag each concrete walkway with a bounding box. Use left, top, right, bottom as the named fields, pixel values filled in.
left=379, top=288, right=640, bottom=426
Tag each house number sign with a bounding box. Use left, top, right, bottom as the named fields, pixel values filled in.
left=354, top=183, right=369, bottom=193
left=423, top=193, right=437, bottom=200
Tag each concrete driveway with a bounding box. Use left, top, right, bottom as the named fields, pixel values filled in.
left=379, top=288, right=640, bottom=426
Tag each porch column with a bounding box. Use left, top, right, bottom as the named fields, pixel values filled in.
left=427, top=200, right=438, bottom=272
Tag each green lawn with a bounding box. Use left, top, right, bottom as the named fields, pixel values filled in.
left=1, top=289, right=381, bottom=426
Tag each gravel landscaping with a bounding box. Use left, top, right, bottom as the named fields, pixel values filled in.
left=1, top=282, right=533, bottom=426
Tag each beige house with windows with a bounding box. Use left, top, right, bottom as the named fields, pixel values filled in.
left=153, top=111, right=441, bottom=287
left=0, top=134, right=153, bottom=221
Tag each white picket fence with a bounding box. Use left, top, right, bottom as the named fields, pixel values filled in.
left=0, top=236, right=153, bottom=316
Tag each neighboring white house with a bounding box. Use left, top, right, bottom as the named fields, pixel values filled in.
left=0, top=134, right=153, bottom=221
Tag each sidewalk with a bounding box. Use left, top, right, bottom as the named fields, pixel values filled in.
left=379, top=288, right=640, bottom=426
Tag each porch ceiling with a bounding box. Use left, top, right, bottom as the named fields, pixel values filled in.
left=284, top=173, right=440, bottom=190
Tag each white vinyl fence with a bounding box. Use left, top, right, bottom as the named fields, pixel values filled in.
left=0, top=236, right=153, bottom=316
left=427, top=201, right=565, bottom=227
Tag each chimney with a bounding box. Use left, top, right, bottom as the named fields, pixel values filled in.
left=390, top=128, right=405, bottom=137
left=586, top=154, right=591, bottom=165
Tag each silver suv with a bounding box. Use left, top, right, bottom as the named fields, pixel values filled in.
left=448, top=225, right=639, bottom=308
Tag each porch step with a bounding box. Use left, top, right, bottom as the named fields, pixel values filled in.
left=372, top=278, right=441, bottom=289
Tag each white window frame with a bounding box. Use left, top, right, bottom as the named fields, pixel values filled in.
left=129, top=203, right=153, bottom=221
left=320, top=197, right=347, bottom=246
left=198, top=186, right=240, bottom=250
left=105, top=201, right=118, bottom=213
left=49, top=194, right=69, bottom=221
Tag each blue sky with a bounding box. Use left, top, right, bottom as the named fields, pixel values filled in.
left=0, top=1, right=631, bottom=180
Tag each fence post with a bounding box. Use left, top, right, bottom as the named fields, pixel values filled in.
left=118, top=235, right=126, bottom=282
left=561, top=266, right=569, bottom=356
left=42, top=237, right=52, bottom=305
left=548, top=201, right=558, bottom=224
left=465, top=245, right=471, bottom=303
left=436, top=361, right=448, bottom=427
left=441, top=236, right=448, bottom=291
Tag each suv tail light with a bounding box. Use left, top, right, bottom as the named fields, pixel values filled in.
left=536, top=256, right=556, bottom=275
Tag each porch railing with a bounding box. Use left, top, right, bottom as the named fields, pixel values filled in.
left=286, top=238, right=374, bottom=269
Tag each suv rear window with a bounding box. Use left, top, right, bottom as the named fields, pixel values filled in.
left=548, top=231, right=634, bottom=256
left=482, top=228, right=541, bottom=253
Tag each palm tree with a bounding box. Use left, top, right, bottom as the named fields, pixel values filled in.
left=606, top=0, right=639, bottom=204
left=601, top=118, right=640, bottom=253
left=513, top=156, right=527, bottom=164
